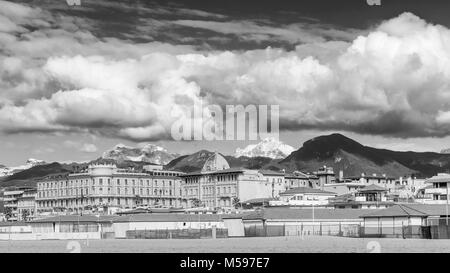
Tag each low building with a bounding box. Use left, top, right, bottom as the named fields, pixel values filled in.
left=112, top=213, right=227, bottom=239
left=271, top=187, right=337, bottom=207
left=0, top=221, right=32, bottom=234
left=242, top=207, right=369, bottom=237
left=360, top=204, right=450, bottom=239
left=240, top=197, right=275, bottom=209
left=329, top=184, right=394, bottom=209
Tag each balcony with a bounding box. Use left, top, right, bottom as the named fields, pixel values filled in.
left=425, top=188, right=448, bottom=195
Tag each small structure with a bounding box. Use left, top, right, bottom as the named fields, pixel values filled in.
left=329, top=184, right=394, bottom=209
left=240, top=198, right=275, bottom=209
left=271, top=187, right=337, bottom=207
left=360, top=204, right=450, bottom=239
left=242, top=207, right=368, bottom=237
left=324, top=182, right=366, bottom=195
left=0, top=221, right=32, bottom=234
left=112, top=213, right=227, bottom=239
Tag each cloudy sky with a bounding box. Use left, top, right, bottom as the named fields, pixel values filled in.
left=1, top=0, right=450, bottom=165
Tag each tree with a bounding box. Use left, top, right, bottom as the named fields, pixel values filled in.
left=4, top=207, right=13, bottom=221
left=21, top=209, right=30, bottom=222
left=232, top=197, right=241, bottom=209
left=191, top=198, right=202, bottom=208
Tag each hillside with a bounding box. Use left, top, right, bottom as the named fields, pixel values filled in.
left=165, top=150, right=273, bottom=173
left=280, top=133, right=450, bottom=178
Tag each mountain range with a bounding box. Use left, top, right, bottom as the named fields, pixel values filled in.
left=277, top=134, right=450, bottom=178
left=235, top=137, right=295, bottom=159
left=102, top=143, right=178, bottom=165
left=2, top=133, right=450, bottom=189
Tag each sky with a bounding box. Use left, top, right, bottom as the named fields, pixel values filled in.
left=1, top=0, right=450, bottom=165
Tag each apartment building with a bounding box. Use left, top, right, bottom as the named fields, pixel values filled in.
left=3, top=187, right=36, bottom=221
left=423, top=173, right=450, bottom=204
left=181, top=152, right=276, bottom=209
left=36, top=164, right=184, bottom=214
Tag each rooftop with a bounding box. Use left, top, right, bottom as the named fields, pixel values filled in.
left=241, top=197, right=276, bottom=204
left=112, top=213, right=223, bottom=223
left=361, top=204, right=450, bottom=218
left=181, top=167, right=246, bottom=176
left=259, top=170, right=285, bottom=176
left=243, top=207, right=369, bottom=221
left=426, top=174, right=450, bottom=184
left=280, top=187, right=337, bottom=196
left=358, top=184, right=388, bottom=192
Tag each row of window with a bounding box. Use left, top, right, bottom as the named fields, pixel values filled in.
left=186, top=174, right=239, bottom=184
left=185, top=186, right=236, bottom=196
left=38, top=178, right=178, bottom=189
left=38, top=187, right=181, bottom=198
left=38, top=197, right=178, bottom=207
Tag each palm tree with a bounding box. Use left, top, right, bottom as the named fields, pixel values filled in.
left=232, top=197, right=241, bottom=209
left=4, top=207, right=12, bottom=221
left=21, top=209, right=30, bottom=222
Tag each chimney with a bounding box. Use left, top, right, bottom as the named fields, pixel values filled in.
left=339, top=170, right=343, bottom=181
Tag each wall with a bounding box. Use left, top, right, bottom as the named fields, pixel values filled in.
left=223, top=218, right=245, bottom=237
left=0, top=232, right=101, bottom=240
left=238, top=180, right=272, bottom=202
left=113, top=221, right=225, bottom=238
left=0, top=225, right=32, bottom=233
left=363, top=216, right=424, bottom=237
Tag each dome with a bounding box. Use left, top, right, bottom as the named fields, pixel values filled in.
left=201, top=152, right=230, bottom=172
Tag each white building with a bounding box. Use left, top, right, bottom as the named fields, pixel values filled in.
left=270, top=187, right=337, bottom=206
left=3, top=187, right=36, bottom=221
left=36, top=163, right=185, bottom=214
left=423, top=173, right=450, bottom=204
left=181, top=152, right=276, bottom=209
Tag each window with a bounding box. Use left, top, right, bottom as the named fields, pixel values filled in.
left=117, top=179, right=120, bottom=185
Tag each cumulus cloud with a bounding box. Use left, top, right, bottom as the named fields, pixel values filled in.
left=0, top=1, right=449, bottom=141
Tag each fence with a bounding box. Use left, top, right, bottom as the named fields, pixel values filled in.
left=428, top=218, right=450, bottom=239
left=362, top=225, right=431, bottom=239
left=126, top=228, right=228, bottom=239
left=244, top=223, right=361, bottom=237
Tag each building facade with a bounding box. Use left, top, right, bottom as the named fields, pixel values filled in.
left=36, top=164, right=184, bottom=214
left=181, top=152, right=275, bottom=209
left=3, top=187, right=36, bottom=221
left=423, top=173, right=450, bottom=204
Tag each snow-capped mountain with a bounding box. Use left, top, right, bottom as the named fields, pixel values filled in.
left=0, top=158, right=46, bottom=177
left=441, top=148, right=450, bottom=154
left=235, top=137, right=295, bottom=159
left=102, top=143, right=177, bottom=165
